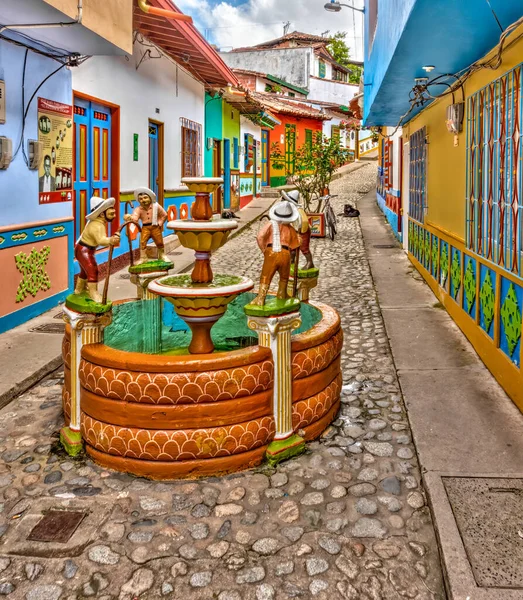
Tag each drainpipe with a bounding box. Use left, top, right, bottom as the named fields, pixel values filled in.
left=0, top=0, right=83, bottom=35
left=137, top=0, right=193, bottom=23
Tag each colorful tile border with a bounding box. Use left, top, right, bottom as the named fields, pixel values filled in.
left=407, top=217, right=523, bottom=411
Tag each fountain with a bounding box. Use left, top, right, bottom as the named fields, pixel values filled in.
left=60, top=177, right=342, bottom=478
left=148, top=178, right=254, bottom=354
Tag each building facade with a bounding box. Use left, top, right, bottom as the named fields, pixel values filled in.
left=0, top=0, right=131, bottom=333
left=365, top=0, right=523, bottom=412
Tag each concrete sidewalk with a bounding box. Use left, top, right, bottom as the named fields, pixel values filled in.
left=0, top=195, right=277, bottom=410
left=359, top=190, right=523, bottom=599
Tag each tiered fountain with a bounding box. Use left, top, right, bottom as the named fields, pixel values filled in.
left=148, top=178, right=254, bottom=354
left=60, top=177, right=342, bottom=479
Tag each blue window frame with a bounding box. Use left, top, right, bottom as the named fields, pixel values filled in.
left=409, top=126, right=427, bottom=224
left=466, top=62, right=523, bottom=277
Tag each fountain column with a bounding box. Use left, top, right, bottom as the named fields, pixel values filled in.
left=247, top=311, right=305, bottom=465
left=61, top=307, right=112, bottom=456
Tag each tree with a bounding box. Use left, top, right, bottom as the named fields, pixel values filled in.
left=328, top=31, right=363, bottom=85
left=270, top=132, right=347, bottom=212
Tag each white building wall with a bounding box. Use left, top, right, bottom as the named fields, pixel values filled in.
left=308, top=78, right=358, bottom=105
left=73, top=39, right=205, bottom=191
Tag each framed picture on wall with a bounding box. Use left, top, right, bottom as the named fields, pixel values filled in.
left=308, top=213, right=325, bottom=238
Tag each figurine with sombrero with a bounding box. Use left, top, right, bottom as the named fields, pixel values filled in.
left=68, top=196, right=120, bottom=311
left=246, top=200, right=301, bottom=315
left=124, top=187, right=170, bottom=265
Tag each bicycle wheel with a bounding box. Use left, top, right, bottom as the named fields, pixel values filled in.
left=326, top=207, right=336, bottom=241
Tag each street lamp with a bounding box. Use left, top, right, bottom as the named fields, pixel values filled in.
left=324, top=1, right=365, bottom=13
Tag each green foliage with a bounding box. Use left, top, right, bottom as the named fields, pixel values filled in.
left=270, top=132, right=347, bottom=212
left=328, top=31, right=363, bottom=84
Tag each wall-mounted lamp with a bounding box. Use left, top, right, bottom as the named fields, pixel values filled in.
left=422, top=65, right=436, bottom=73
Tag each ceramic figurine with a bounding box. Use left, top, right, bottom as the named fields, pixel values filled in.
left=124, top=187, right=168, bottom=263
left=74, top=197, right=120, bottom=303
left=283, top=190, right=315, bottom=270
left=251, top=200, right=301, bottom=306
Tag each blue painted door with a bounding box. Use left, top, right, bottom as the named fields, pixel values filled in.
left=223, top=138, right=231, bottom=209
left=149, top=122, right=159, bottom=198
left=73, top=98, right=112, bottom=241
left=261, top=129, right=269, bottom=186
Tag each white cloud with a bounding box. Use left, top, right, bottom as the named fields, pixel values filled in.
left=174, top=0, right=364, bottom=60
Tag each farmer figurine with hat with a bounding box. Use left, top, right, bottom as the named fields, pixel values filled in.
left=251, top=200, right=301, bottom=306
left=124, top=187, right=168, bottom=264
left=74, top=196, right=120, bottom=303
left=282, top=190, right=315, bottom=270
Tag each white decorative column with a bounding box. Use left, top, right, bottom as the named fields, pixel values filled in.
left=61, top=307, right=112, bottom=456
left=248, top=311, right=306, bottom=465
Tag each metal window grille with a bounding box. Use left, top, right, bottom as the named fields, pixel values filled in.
left=466, top=63, right=522, bottom=276
left=409, top=127, right=427, bottom=223
left=180, top=118, right=202, bottom=177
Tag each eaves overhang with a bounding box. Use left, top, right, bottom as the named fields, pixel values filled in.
left=364, top=0, right=523, bottom=127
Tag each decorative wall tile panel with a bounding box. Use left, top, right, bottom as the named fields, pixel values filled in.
left=499, top=279, right=522, bottom=366
left=450, top=248, right=462, bottom=301
left=431, top=235, right=439, bottom=280
left=463, top=256, right=477, bottom=318
left=440, top=242, right=449, bottom=289
left=479, top=266, right=496, bottom=338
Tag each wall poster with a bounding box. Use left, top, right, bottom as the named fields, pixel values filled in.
left=38, top=98, right=73, bottom=204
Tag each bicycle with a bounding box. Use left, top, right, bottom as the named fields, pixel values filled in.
left=318, top=194, right=338, bottom=241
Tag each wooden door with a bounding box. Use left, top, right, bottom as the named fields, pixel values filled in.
left=212, top=139, right=222, bottom=213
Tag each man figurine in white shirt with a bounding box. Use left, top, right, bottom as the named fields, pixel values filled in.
left=39, top=155, right=56, bottom=193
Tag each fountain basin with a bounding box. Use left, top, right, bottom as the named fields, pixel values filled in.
left=61, top=301, right=342, bottom=479
left=148, top=274, right=254, bottom=354
left=168, top=219, right=237, bottom=253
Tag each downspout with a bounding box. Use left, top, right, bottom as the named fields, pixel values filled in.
left=0, top=0, right=83, bottom=35
left=137, top=0, right=192, bottom=23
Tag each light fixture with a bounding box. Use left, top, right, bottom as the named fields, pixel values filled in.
left=422, top=65, right=436, bottom=72
left=324, top=0, right=364, bottom=13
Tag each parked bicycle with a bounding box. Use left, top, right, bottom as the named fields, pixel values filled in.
left=318, top=194, right=338, bottom=241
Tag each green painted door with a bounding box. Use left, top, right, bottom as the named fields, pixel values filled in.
left=285, top=124, right=296, bottom=175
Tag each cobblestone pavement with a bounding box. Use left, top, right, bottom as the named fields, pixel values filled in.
left=0, top=163, right=446, bottom=600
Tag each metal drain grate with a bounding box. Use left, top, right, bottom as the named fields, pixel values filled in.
left=444, top=476, right=523, bottom=588
left=27, top=510, right=86, bottom=543
left=30, top=323, right=65, bottom=334
left=373, top=244, right=396, bottom=249
left=120, top=273, right=131, bottom=279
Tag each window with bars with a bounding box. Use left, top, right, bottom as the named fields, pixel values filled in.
left=181, top=118, right=202, bottom=178
left=409, top=127, right=427, bottom=223
left=466, top=63, right=523, bottom=277
left=319, top=60, right=326, bottom=79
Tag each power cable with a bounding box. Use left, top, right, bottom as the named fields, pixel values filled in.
left=485, top=0, right=504, bottom=33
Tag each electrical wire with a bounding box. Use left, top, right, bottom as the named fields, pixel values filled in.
left=378, top=15, right=523, bottom=138
left=485, top=0, right=504, bottom=33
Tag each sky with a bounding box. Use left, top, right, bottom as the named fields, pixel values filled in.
left=174, top=0, right=365, bottom=60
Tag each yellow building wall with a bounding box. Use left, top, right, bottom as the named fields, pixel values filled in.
left=43, top=0, right=133, bottom=54
left=402, top=24, right=523, bottom=413
left=403, top=24, right=523, bottom=242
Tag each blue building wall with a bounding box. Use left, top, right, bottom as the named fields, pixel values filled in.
left=364, top=0, right=523, bottom=125
left=0, top=39, right=74, bottom=333
left=0, top=40, right=73, bottom=226
left=204, top=93, right=223, bottom=177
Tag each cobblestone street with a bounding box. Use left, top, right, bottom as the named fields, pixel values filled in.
left=0, top=164, right=446, bottom=600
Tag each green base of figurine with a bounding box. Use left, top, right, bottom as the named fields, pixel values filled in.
left=60, top=427, right=83, bottom=457
left=266, top=434, right=306, bottom=466
left=128, top=260, right=174, bottom=274
left=290, top=265, right=320, bottom=278
left=65, top=292, right=112, bottom=314
left=244, top=297, right=300, bottom=317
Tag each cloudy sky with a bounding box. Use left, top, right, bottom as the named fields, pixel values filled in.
left=175, top=0, right=364, bottom=60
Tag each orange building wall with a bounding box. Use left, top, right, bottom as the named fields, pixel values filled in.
left=269, top=114, right=324, bottom=187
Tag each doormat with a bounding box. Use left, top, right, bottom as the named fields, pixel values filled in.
left=443, top=476, right=523, bottom=588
